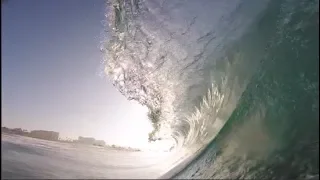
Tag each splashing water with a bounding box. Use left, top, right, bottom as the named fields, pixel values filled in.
left=102, top=0, right=319, bottom=179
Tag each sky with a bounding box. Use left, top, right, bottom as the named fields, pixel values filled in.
left=1, top=0, right=153, bottom=148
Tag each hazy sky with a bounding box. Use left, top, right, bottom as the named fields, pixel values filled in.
left=2, top=0, right=153, bottom=148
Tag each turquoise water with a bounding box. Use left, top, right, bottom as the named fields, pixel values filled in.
left=174, top=0, right=319, bottom=179
left=1, top=0, right=318, bottom=179
left=104, top=0, right=318, bottom=179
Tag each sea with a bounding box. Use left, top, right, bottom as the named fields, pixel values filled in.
left=2, top=134, right=187, bottom=179
left=2, top=0, right=319, bottom=179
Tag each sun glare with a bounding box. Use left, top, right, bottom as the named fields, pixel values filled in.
left=101, top=100, right=177, bottom=152
left=105, top=100, right=154, bottom=149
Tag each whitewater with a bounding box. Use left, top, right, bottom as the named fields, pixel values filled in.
left=2, top=0, right=318, bottom=179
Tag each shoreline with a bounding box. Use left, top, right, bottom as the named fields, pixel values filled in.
left=2, top=133, right=141, bottom=152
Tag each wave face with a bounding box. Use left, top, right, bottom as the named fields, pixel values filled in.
left=103, top=0, right=269, bottom=148
left=103, top=0, right=318, bottom=178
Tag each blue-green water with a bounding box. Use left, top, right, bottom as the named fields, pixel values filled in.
left=174, top=0, right=319, bottom=179
left=104, top=0, right=318, bottom=179
left=1, top=0, right=318, bottom=179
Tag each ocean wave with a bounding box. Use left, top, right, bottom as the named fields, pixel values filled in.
left=102, top=0, right=269, bottom=151
left=102, top=0, right=318, bottom=178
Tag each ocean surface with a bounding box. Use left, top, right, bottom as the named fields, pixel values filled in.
left=2, top=0, right=319, bottom=179
left=2, top=134, right=188, bottom=179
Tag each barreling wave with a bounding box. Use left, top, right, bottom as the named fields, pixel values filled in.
left=102, top=0, right=318, bottom=178
left=173, top=0, right=319, bottom=179
left=102, top=0, right=270, bottom=150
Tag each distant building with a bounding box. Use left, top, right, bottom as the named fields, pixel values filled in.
left=93, top=140, right=106, bottom=147
left=77, top=137, right=106, bottom=146
left=2, top=127, right=10, bottom=133
left=29, top=130, right=59, bottom=141
left=12, top=128, right=23, bottom=135
left=2, top=127, right=28, bottom=136
left=77, top=136, right=96, bottom=144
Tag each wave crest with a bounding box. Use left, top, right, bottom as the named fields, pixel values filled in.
left=102, top=0, right=267, bottom=150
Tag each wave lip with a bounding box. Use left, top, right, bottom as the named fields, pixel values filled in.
left=103, top=0, right=266, bottom=151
